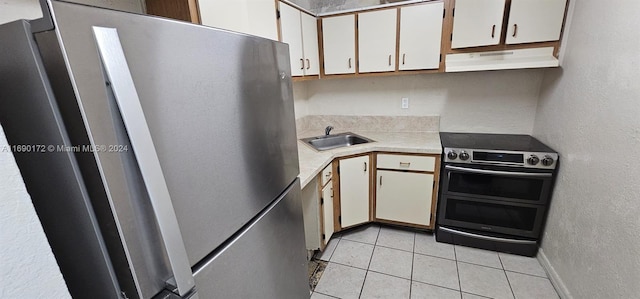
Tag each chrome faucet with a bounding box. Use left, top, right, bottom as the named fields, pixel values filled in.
left=325, top=126, right=334, bottom=136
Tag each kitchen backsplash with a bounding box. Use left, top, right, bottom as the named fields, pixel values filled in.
left=296, top=115, right=440, bottom=133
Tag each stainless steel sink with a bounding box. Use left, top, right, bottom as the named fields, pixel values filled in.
left=300, top=132, right=375, bottom=151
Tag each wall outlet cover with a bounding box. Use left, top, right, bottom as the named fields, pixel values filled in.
left=401, top=97, right=409, bottom=109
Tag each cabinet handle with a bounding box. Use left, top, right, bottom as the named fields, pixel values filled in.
left=399, top=162, right=411, bottom=167
left=348, top=58, right=352, bottom=69
left=330, top=188, right=334, bottom=198
left=388, top=54, right=391, bottom=66
left=300, top=58, right=304, bottom=70
left=402, top=54, right=406, bottom=65
left=363, top=162, right=367, bottom=172
left=379, top=176, right=383, bottom=186
left=491, top=25, right=496, bottom=38
left=512, top=24, right=518, bottom=37
left=306, top=59, right=310, bottom=69
left=325, top=172, right=331, bottom=177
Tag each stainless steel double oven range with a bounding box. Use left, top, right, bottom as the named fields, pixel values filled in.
left=436, top=133, right=558, bottom=256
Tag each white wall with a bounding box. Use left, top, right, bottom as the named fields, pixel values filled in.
left=295, top=69, right=543, bottom=134
left=533, top=1, right=640, bottom=298
left=0, top=126, right=70, bottom=299
left=0, top=0, right=42, bottom=24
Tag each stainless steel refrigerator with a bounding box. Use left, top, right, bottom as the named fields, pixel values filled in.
left=0, top=1, right=308, bottom=298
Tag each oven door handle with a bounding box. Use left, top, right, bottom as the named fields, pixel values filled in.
left=445, top=165, right=552, bottom=178
left=439, top=227, right=537, bottom=245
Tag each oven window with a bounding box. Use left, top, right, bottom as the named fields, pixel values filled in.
left=444, top=198, right=537, bottom=231
left=448, top=172, right=544, bottom=201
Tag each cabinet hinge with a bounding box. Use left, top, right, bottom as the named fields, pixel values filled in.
left=452, top=8, right=455, bottom=17
left=322, top=234, right=326, bottom=240
left=450, top=33, right=453, bottom=41
left=439, top=54, right=442, bottom=62
left=337, top=166, right=340, bottom=175
left=338, top=216, right=342, bottom=224
left=276, top=10, right=280, bottom=19
left=433, top=181, right=436, bottom=188
left=320, top=197, right=324, bottom=205
left=443, top=9, right=446, bottom=18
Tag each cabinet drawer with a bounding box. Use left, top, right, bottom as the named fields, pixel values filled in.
left=377, top=154, right=435, bottom=172
left=321, top=164, right=332, bottom=186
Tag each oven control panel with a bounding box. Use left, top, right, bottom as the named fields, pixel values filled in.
left=444, top=148, right=558, bottom=170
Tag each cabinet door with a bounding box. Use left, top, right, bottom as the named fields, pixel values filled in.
left=451, top=0, right=506, bottom=49
left=279, top=2, right=304, bottom=76
left=376, top=170, right=433, bottom=226
left=399, top=2, right=444, bottom=71
left=505, top=0, right=567, bottom=45
left=339, top=156, right=370, bottom=228
left=199, top=0, right=278, bottom=40
left=358, top=8, right=397, bottom=73
left=322, top=15, right=356, bottom=75
left=321, top=183, right=334, bottom=244
left=301, top=12, right=320, bottom=76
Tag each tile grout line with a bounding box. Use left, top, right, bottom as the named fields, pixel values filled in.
left=358, top=226, right=381, bottom=299
left=313, top=290, right=341, bottom=299
left=454, top=245, right=463, bottom=296
left=409, top=232, right=416, bottom=299
left=498, top=252, right=517, bottom=299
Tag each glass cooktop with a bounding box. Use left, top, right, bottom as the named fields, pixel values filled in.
left=439, top=132, right=556, bottom=153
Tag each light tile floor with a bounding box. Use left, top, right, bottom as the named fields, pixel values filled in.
left=312, top=224, right=559, bottom=299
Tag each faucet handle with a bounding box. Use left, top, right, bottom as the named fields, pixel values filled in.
left=325, top=126, right=334, bottom=136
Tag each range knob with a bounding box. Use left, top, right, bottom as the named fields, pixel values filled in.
left=527, top=155, right=540, bottom=165
left=459, top=151, right=470, bottom=161
left=541, top=155, right=555, bottom=166
left=447, top=150, right=458, bottom=160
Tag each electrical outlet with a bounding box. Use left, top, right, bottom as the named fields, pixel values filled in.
left=401, top=97, right=409, bottom=109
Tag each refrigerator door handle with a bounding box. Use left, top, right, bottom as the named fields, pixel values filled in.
left=93, top=27, right=197, bottom=297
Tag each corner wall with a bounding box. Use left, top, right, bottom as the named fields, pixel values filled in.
left=0, top=126, right=70, bottom=298
left=295, top=69, right=543, bottom=134
left=533, top=1, right=640, bottom=298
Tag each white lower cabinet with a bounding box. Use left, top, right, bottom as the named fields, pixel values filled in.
left=321, top=183, right=334, bottom=244
left=376, top=170, right=434, bottom=226
left=339, top=155, right=370, bottom=228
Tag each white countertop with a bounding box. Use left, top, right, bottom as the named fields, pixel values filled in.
left=297, top=130, right=442, bottom=188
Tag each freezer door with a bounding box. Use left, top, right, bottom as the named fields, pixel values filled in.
left=47, top=1, right=298, bottom=263
left=193, top=180, right=309, bottom=298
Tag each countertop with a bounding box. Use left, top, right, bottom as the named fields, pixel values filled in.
left=297, top=130, right=442, bottom=188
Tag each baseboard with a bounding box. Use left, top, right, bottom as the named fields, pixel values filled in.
left=537, top=248, right=572, bottom=299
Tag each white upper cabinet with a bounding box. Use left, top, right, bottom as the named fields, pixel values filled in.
left=358, top=8, right=397, bottom=73
left=451, top=0, right=506, bottom=49
left=279, top=2, right=320, bottom=76
left=398, top=2, right=444, bottom=70
left=279, top=2, right=305, bottom=76
left=322, top=15, right=356, bottom=75
left=199, top=0, right=278, bottom=40
left=301, top=12, right=320, bottom=75
left=505, top=0, right=567, bottom=45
